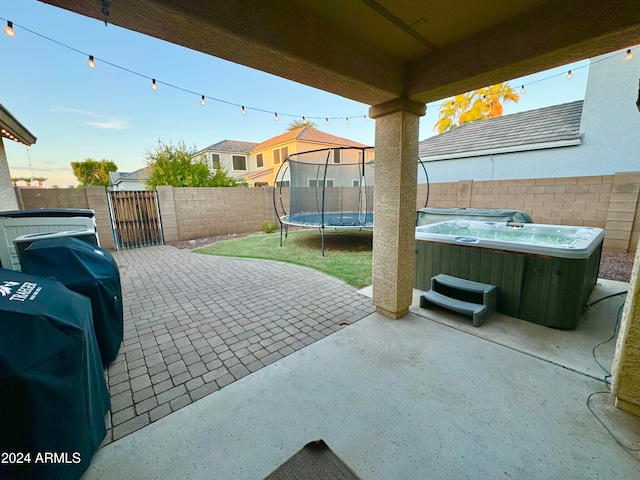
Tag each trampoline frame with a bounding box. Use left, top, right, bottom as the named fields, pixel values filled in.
left=273, top=147, right=374, bottom=255
left=273, top=147, right=430, bottom=255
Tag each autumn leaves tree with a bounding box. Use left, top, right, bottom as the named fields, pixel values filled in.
left=435, top=83, right=520, bottom=134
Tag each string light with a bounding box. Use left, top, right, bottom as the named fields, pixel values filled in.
left=241, top=106, right=246, bottom=115
left=200, top=95, right=206, bottom=106
left=363, top=115, right=368, bottom=122
left=151, top=78, right=158, bottom=90
left=302, top=116, right=306, bottom=123
left=520, top=85, right=526, bottom=94
left=274, top=113, right=279, bottom=121
left=4, top=20, right=15, bottom=37
left=346, top=117, right=350, bottom=124
left=325, top=118, right=330, bottom=126
left=566, top=70, right=573, bottom=80
left=87, top=55, right=96, bottom=68
left=626, top=49, right=634, bottom=61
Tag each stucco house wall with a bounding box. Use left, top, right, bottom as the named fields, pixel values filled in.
left=418, top=48, right=640, bottom=184
left=0, top=141, right=17, bottom=210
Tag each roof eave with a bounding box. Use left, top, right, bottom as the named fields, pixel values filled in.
left=0, top=103, right=37, bottom=146
left=419, top=135, right=584, bottom=162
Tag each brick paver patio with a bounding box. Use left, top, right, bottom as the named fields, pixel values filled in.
left=103, top=246, right=375, bottom=443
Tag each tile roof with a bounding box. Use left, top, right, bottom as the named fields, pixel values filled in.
left=251, top=127, right=368, bottom=151
left=242, top=168, right=274, bottom=180
left=112, top=166, right=151, bottom=183
left=419, top=100, right=584, bottom=159
left=200, top=140, right=259, bottom=153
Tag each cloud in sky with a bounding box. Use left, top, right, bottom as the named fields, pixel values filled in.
left=51, top=105, right=130, bottom=129
left=87, top=120, right=130, bottom=129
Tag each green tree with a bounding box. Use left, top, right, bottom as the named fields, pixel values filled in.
left=287, top=118, right=317, bottom=131
left=33, top=177, right=48, bottom=187
left=435, top=82, right=519, bottom=133
left=71, top=158, right=118, bottom=187
left=145, top=140, right=241, bottom=190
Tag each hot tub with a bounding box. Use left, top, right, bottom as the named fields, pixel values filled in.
left=414, top=220, right=604, bottom=329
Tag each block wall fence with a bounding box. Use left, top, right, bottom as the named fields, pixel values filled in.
left=15, top=171, right=640, bottom=252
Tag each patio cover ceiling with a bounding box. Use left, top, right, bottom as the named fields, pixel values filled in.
left=40, top=0, right=640, bottom=107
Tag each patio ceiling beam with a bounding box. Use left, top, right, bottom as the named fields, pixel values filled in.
left=39, top=0, right=405, bottom=106
left=406, top=0, right=640, bottom=103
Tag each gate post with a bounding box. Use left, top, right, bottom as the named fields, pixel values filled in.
left=86, top=186, right=116, bottom=250
left=156, top=186, right=179, bottom=242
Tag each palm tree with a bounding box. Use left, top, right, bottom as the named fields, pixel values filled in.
left=478, top=83, right=519, bottom=118
left=287, top=118, right=317, bottom=131
left=33, top=177, right=48, bottom=187
left=434, top=82, right=519, bottom=133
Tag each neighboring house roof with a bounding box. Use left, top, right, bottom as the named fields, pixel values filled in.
left=199, top=140, right=258, bottom=154
left=419, top=100, right=584, bottom=161
left=251, top=127, right=368, bottom=152
left=0, top=102, right=37, bottom=146
left=109, top=171, right=126, bottom=184
left=242, top=168, right=274, bottom=181
left=111, top=167, right=151, bottom=185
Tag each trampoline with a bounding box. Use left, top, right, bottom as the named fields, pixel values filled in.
left=273, top=147, right=375, bottom=255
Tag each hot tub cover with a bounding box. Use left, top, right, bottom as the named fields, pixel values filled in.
left=20, top=236, right=123, bottom=365
left=0, top=268, right=110, bottom=480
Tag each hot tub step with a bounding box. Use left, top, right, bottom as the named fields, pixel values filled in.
left=420, top=274, right=497, bottom=327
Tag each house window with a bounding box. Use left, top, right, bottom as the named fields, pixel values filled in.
left=232, top=155, right=247, bottom=170
left=276, top=180, right=290, bottom=187
left=273, top=149, right=281, bottom=164
left=211, top=153, right=221, bottom=169
left=256, top=153, right=264, bottom=168
left=254, top=182, right=268, bottom=187
left=281, top=146, right=289, bottom=162
left=352, top=179, right=360, bottom=187
left=333, top=149, right=341, bottom=164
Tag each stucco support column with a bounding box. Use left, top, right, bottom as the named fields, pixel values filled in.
left=369, top=97, right=426, bottom=319
left=0, top=139, right=18, bottom=210
left=611, top=242, right=640, bottom=416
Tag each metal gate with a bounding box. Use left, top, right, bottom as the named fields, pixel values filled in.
left=107, top=190, right=163, bottom=250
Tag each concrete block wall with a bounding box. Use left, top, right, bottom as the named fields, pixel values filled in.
left=15, top=186, right=115, bottom=250
left=417, top=173, right=640, bottom=252
left=17, top=173, right=640, bottom=253
left=172, top=186, right=274, bottom=240
left=17, top=187, right=90, bottom=210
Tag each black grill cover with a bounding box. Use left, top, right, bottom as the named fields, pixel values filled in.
left=20, top=236, right=123, bottom=365
left=0, top=269, right=110, bottom=480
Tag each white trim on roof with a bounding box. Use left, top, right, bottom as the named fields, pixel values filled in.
left=419, top=136, right=584, bottom=162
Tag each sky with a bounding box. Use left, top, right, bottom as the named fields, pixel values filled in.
left=1, top=0, right=592, bottom=188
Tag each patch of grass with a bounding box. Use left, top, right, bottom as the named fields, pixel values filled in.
left=194, top=230, right=373, bottom=288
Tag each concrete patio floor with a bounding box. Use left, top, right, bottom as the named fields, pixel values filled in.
left=83, top=261, right=640, bottom=479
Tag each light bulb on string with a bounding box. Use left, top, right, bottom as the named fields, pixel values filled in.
left=87, top=55, right=95, bottom=68
left=626, top=49, right=634, bottom=61
left=566, top=70, right=573, bottom=80
left=363, top=115, right=368, bottom=122
left=345, top=117, right=350, bottom=125
left=151, top=79, right=158, bottom=90
left=520, top=85, right=526, bottom=94
left=274, top=113, right=279, bottom=121
left=4, top=21, right=15, bottom=38
left=325, top=118, right=330, bottom=126
left=241, top=106, right=246, bottom=115
left=200, top=95, right=206, bottom=106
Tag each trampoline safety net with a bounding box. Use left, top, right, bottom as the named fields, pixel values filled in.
left=275, top=147, right=375, bottom=228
